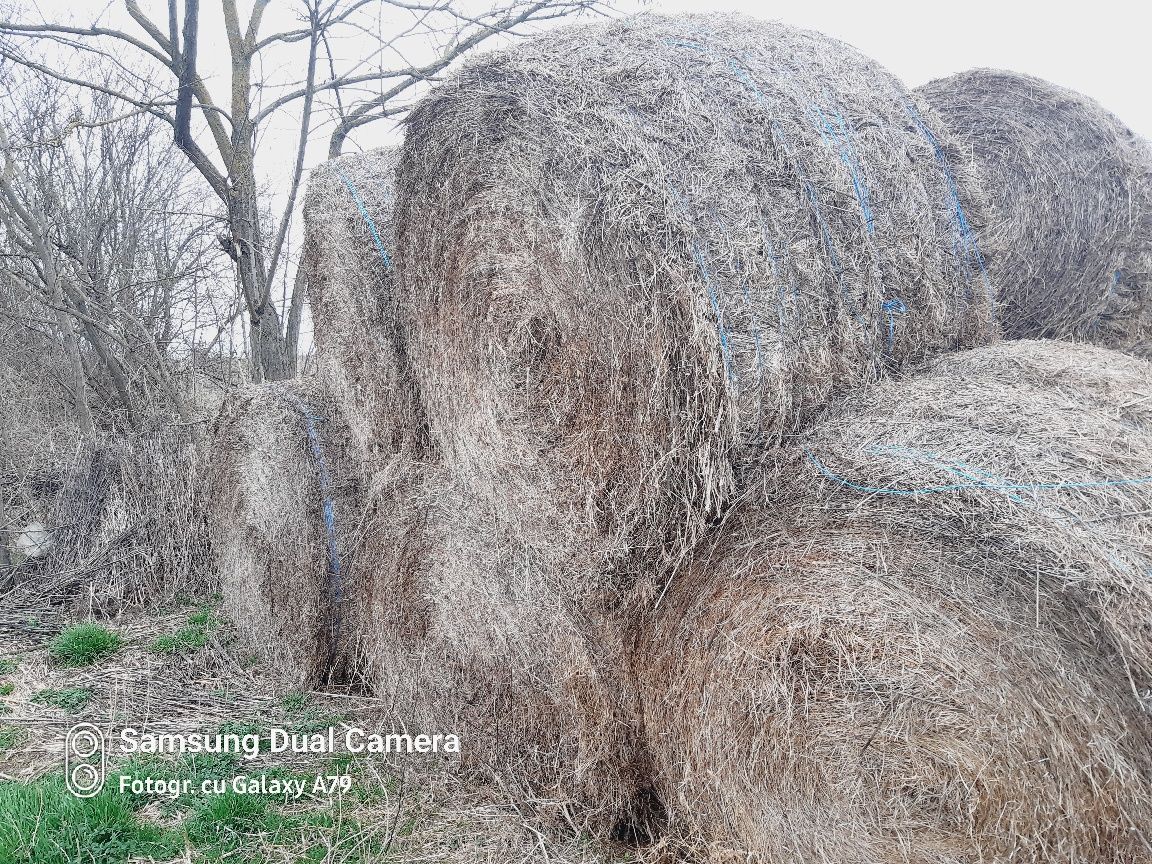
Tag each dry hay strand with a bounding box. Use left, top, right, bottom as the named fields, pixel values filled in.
left=640, top=340, right=1152, bottom=863
left=918, top=69, right=1152, bottom=348
left=394, top=11, right=997, bottom=587
left=303, top=148, right=422, bottom=462
left=205, top=378, right=362, bottom=688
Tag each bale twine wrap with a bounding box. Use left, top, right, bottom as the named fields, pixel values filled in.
left=302, top=148, right=414, bottom=461
left=394, top=12, right=996, bottom=584
left=642, top=340, right=1152, bottom=863
left=918, top=69, right=1152, bottom=348
left=207, top=379, right=361, bottom=686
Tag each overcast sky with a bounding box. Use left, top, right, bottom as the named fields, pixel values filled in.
left=649, top=0, right=1150, bottom=138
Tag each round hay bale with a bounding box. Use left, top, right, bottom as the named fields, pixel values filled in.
left=303, top=148, right=424, bottom=461
left=206, top=379, right=362, bottom=687
left=917, top=69, right=1152, bottom=347
left=394, top=12, right=997, bottom=583
left=641, top=340, right=1152, bottom=862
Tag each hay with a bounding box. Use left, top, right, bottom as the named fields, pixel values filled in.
left=347, top=456, right=642, bottom=829
left=640, top=340, right=1152, bottom=862
left=303, top=148, right=422, bottom=463
left=206, top=379, right=362, bottom=687
left=918, top=69, right=1152, bottom=348
left=393, top=12, right=996, bottom=583
left=342, top=11, right=1000, bottom=830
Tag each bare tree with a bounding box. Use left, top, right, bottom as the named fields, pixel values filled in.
left=0, top=0, right=605, bottom=381
left=0, top=75, right=230, bottom=434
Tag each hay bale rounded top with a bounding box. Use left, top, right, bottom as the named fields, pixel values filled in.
left=918, top=69, right=1152, bottom=347
left=394, top=12, right=996, bottom=562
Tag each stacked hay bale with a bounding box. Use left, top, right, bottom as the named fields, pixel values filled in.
left=642, top=340, right=1152, bottom=863
left=302, top=148, right=423, bottom=462
left=918, top=69, right=1152, bottom=348
left=393, top=12, right=995, bottom=579
left=348, top=10, right=999, bottom=827
left=206, top=380, right=361, bottom=686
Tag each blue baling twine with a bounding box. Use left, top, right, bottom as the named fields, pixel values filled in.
left=690, top=237, right=737, bottom=382
left=806, top=448, right=1152, bottom=497
left=881, top=298, right=907, bottom=351
left=279, top=391, right=343, bottom=651
left=666, top=184, right=738, bottom=383
left=904, top=102, right=993, bottom=309
left=337, top=171, right=393, bottom=271
left=810, top=103, right=875, bottom=236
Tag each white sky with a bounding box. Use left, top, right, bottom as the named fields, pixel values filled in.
left=650, top=0, right=1151, bottom=138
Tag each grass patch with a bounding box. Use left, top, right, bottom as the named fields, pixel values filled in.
left=50, top=624, right=122, bottom=667
left=31, top=687, right=92, bottom=712
left=151, top=607, right=220, bottom=656
left=0, top=658, right=16, bottom=675
left=0, top=683, right=13, bottom=697
left=0, top=725, right=392, bottom=864
left=0, top=775, right=182, bottom=864
left=281, top=690, right=310, bottom=713
left=0, top=726, right=26, bottom=752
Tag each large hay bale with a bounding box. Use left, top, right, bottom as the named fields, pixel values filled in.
left=206, top=380, right=362, bottom=687
left=918, top=69, right=1152, bottom=347
left=303, top=148, right=422, bottom=461
left=394, top=12, right=996, bottom=581
left=642, top=340, right=1152, bottom=862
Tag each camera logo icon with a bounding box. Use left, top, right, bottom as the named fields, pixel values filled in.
left=65, top=723, right=106, bottom=797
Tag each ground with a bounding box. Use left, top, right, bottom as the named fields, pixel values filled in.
left=0, top=596, right=633, bottom=864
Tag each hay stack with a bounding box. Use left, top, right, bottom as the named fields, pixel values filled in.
left=918, top=69, right=1152, bottom=347
left=394, top=12, right=996, bottom=581
left=303, top=148, right=421, bottom=461
left=642, top=340, right=1152, bottom=863
left=343, top=11, right=999, bottom=827
left=207, top=380, right=362, bottom=687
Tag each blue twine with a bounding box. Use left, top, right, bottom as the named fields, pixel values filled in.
left=904, top=103, right=993, bottom=308
left=806, top=448, right=1152, bottom=497
left=279, top=391, right=344, bottom=644
left=337, top=171, right=393, bottom=270
left=810, top=104, right=875, bottom=235
left=881, top=298, right=907, bottom=350
left=689, top=238, right=738, bottom=382
left=866, top=444, right=1030, bottom=504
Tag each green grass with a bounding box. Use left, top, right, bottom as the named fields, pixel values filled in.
left=0, top=775, right=182, bottom=864
left=151, top=607, right=220, bottom=655
left=281, top=690, right=311, bottom=713
left=0, top=683, right=13, bottom=697
left=0, top=658, right=16, bottom=675
left=0, top=724, right=394, bottom=864
left=49, top=624, right=123, bottom=667
left=0, top=726, right=26, bottom=752
left=31, top=687, right=92, bottom=712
